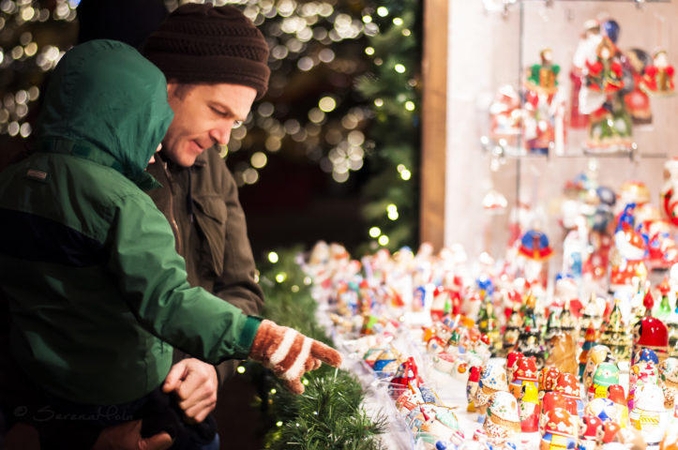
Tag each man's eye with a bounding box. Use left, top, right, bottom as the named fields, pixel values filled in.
left=233, top=120, right=243, bottom=129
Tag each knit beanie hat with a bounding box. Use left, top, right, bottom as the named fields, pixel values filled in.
left=142, top=3, right=270, bottom=100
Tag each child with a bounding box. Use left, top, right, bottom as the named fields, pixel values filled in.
left=0, top=40, right=341, bottom=448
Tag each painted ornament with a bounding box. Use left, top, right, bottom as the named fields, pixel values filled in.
left=484, top=391, right=521, bottom=446
left=629, top=383, right=670, bottom=446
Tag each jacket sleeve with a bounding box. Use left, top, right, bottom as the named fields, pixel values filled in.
left=107, top=191, right=261, bottom=364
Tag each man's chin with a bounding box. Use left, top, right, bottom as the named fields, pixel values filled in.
left=176, top=148, right=201, bottom=167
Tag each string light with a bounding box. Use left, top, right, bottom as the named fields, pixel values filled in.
left=0, top=0, right=419, bottom=258
left=275, top=272, right=287, bottom=283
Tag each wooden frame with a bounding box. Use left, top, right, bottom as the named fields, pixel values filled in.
left=420, top=0, right=448, bottom=251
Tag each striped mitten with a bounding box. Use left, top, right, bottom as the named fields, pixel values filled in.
left=249, top=319, right=343, bottom=394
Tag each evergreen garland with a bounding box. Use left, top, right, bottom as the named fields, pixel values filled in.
left=253, top=247, right=386, bottom=449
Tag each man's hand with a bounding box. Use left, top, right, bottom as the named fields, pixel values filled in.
left=92, top=420, right=173, bottom=450
left=162, top=358, right=218, bottom=423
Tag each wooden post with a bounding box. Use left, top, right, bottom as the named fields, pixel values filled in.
left=420, top=0, right=448, bottom=251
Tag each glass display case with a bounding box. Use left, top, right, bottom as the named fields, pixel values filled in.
left=445, top=0, right=678, bottom=271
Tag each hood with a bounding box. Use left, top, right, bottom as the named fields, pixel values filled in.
left=36, top=39, right=174, bottom=189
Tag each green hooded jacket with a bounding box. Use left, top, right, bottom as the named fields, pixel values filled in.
left=0, top=40, right=261, bottom=405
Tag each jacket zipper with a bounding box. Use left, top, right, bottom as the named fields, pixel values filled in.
left=161, top=160, right=183, bottom=255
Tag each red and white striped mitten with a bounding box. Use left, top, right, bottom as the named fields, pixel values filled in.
left=249, top=319, right=343, bottom=394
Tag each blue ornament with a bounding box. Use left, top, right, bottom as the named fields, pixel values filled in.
left=602, top=19, right=620, bottom=43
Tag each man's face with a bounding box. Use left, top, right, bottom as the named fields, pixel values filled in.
left=163, top=82, right=257, bottom=167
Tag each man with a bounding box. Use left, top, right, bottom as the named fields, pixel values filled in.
left=3, top=3, right=274, bottom=449
left=141, top=2, right=270, bottom=439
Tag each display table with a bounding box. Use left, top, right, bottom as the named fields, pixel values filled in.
left=305, top=242, right=674, bottom=450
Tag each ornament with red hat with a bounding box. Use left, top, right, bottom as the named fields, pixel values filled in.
left=579, top=414, right=604, bottom=450
left=632, top=290, right=669, bottom=365
left=509, top=355, right=538, bottom=399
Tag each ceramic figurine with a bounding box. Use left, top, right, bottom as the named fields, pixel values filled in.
left=641, top=219, right=678, bottom=271
left=488, top=84, right=523, bottom=152
left=623, top=47, right=653, bottom=125
left=475, top=359, right=509, bottom=417
left=629, top=383, right=670, bottom=447
left=502, top=305, right=523, bottom=357
left=585, top=397, right=619, bottom=427
left=555, top=372, right=585, bottom=417
left=590, top=361, right=620, bottom=401
left=418, top=405, right=463, bottom=448
left=632, top=291, right=669, bottom=365
left=584, top=35, right=624, bottom=93
left=628, top=348, right=659, bottom=411
left=476, top=299, right=501, bottom=356
left=522, top=48, right=566, bottom=155
left=607, top=384, right=629, bottom=428
left=571, top=19, right=603, bottom=128
left=518, top=230, right=554, bottom=288
left=659, top=357, right=678, bottom=410
left=579, top=414, right=604, bottom=450
left=642, top=50, right=676, bottom=95
left=467, top=364, right=482, bottom=413
left=484, top=391, right=522, bottom=446
left=579, top=323, right=598, bottom=380
left=509, top=355, right=539, bottom=400
left=539, top=365, right=562, bottom=398
left=599, top=299, right=631, bottom=362
left=526, top=48, right=561, bottom=95
left=583, top=345, right=615, bottom=394
left=540, top=407, right=579, bottom=450
left=520, top=382, right=541, bottom=433
left=391, top=357, right=422, bottom=393
left=544, top=310, right=561, bottom=342
left=542, top=390, right=578, bottom=428
left=609, top=226, right=648, bottom=294
left=395, top=387, right=424, bottom=414
left=371, top=348, right=400, bottom=376
left=431, top=351, right=462, bottom=378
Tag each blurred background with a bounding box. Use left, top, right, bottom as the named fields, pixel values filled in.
left=0, top=0, right=422, bottom=259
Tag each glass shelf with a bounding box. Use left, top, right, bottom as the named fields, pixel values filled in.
left=480, top=136, right=667, bottom=162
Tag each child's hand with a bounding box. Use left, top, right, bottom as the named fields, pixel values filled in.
left=249, top=319, right=342, bottom=394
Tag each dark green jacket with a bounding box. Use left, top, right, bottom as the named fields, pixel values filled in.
left=0, top=40, right=260, bottom=405
left=147, top=147, right=265, bottom=384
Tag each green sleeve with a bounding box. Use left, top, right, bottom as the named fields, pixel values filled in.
left=107, top=192, right=261, bottom=362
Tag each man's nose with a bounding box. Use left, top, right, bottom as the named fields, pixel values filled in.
left=210, top=125, right=231, bottom=146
